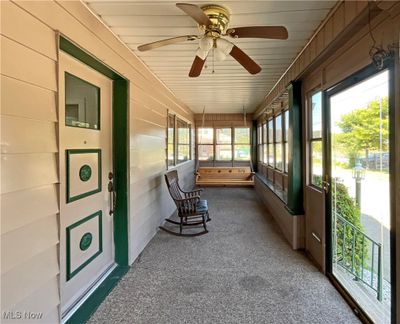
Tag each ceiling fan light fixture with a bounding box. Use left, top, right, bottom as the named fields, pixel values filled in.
left=214, top=47, right=227, bottom=61
left=196, top=47, right=209, bottom=60
left=214, top=38, right=234, bottom=61
left=199, top=35, right=213, bottom=51
left=216, top=38, right=233, bottom=55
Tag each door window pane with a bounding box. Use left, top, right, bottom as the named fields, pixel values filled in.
left=65, top=73, right=100, bottom=130
left=311, top=92, right=322, bottom=138
left=330, top=70, right=390, bottom=323
left=310, top=141, right=322, bottom=186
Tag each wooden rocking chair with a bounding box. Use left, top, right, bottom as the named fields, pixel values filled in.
left=160, top=170, right=210, bottom=237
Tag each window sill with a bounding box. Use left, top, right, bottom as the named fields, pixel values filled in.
left=167, top=159, right=194, bottom=170
left=255, top=172, right=287, bottom=204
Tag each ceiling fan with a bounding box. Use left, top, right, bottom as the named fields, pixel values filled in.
left=137, top=3, right=288, bottom=77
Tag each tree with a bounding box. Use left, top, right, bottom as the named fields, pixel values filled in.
left=336, top=97, right=389, bottom=168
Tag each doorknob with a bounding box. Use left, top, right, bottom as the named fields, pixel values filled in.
left=108, top=172, right=116, bottom=216
left=322, top=175, right=330, bottom=194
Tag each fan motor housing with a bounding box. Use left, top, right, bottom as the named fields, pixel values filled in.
left=201, top=5, right=230, bottom=35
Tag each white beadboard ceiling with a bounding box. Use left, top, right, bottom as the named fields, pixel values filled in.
left=85, top=1, right=336, bottom=113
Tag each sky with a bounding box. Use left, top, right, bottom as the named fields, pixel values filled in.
left=330, top=70, right=389, bottom=132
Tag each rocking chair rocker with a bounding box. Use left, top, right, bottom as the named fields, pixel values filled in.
left=160, top=170, right=210, bottom=237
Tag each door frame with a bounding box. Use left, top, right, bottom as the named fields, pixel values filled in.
left=58, top=35, right=129, bottom=323
left=324, top=60, right=396, bottom=323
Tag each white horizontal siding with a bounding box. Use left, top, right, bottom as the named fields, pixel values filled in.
left=2, top=1, right=196, bottom=322
left=0, top=1, right=60, bottom=320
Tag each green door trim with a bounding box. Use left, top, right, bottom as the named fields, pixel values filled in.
left=60, top=35, right=129, bottom=324
left=324, top=60, right=396, bottom=324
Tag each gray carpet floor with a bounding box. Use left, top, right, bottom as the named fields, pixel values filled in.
left=88, top=187, right=360, bottom=324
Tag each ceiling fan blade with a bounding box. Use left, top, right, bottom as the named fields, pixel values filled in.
left=227, top=26, right=288, bottom=40
left=176, top=3, right=212, bottom=26
left=189, top=56, right=205, bottom=77
left=137, top=35, right=198, bottom=51
left=229, top=45, right=261, bottom=75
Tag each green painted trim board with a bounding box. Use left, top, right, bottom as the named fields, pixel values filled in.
left=66, top=211, right=103, bottom=281
left=65, top=266, right=129, bottom=324
left=66, top=149, right=102, bottom=203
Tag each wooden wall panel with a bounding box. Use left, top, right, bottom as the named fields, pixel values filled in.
left=1, top=1, right=195, bottom=322
left=1, top=247, right=59, bottom=309
left=1, top=153, right=58, bottom=193
left=0, top=2, right=60, bottom=321
left=1, top=76, right=57, bottom=122
left=1, top=1, right=57, bottom=60
left=1, top=36, right=57, bottom=91
left=1, top=185, right=59, bottom=234
left=1, top=215, right=59, bottom=274
left=1, top=116, right=57, bottom=154
left=11, top=276, right=60, bottom=319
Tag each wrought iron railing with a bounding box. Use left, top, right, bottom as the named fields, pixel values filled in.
left=334, top=214, right=383, bottom=301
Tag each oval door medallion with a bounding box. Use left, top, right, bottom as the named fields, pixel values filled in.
left=79, top=232, right=93, bottom=251
left=79, top=164, right=92, bottom=182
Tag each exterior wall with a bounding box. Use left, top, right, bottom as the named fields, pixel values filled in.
left=0, top=0, right=195, bottom=322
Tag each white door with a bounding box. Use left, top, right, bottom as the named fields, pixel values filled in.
left=59, top=52, right=115, bottom=317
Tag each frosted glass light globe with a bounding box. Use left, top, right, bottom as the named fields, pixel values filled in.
left=196, top=48, right=209, bottom=60
left=214, top=47, right=227, bottom=61
left=216, top=38, right=234, bottom=55
left=199, top=36, right=213, bottom=51
left=214, top=38, right=234, bottom=61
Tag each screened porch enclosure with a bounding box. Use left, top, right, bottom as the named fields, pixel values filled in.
left=1, top=1, right=399, bottom=324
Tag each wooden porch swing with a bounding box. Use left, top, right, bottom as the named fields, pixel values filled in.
left=195, top=107, right=255, bottom=187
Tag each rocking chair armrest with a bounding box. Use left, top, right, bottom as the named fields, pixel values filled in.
left=183, top=188, right=203, bottom=198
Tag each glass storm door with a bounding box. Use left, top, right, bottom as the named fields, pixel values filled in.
left=326, top=68, right=392, bottom=324
left=59, top=52, right=115, bottom=319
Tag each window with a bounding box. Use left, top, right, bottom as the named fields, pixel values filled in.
left=284, top=109, right=289, bottom=173
left=177, top=118, right=190, bottom=163
left=262, top=123, right=267, bottom=163
left=234, top=128, right=250, bottom=160
left=198, top=128, right=214, bottom=161
left=257, top=124, right=263, bottom=162
left=167, top=114, right=192, bottom=167
left=310, top=92, right=323, bottom=186
left=275, top=114, right=283, bottom=171
left=216, top=128, right=232, bottom=160
left=65, top=73, right=100, bottom=130
left=167, top=114, right=175, bottom=166
left=267, top=119, right=274, bottom=166
left=196, top=126, right=251, bottom=162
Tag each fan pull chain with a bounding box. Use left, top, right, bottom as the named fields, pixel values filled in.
left=212, top=47, right=215, bottom=74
